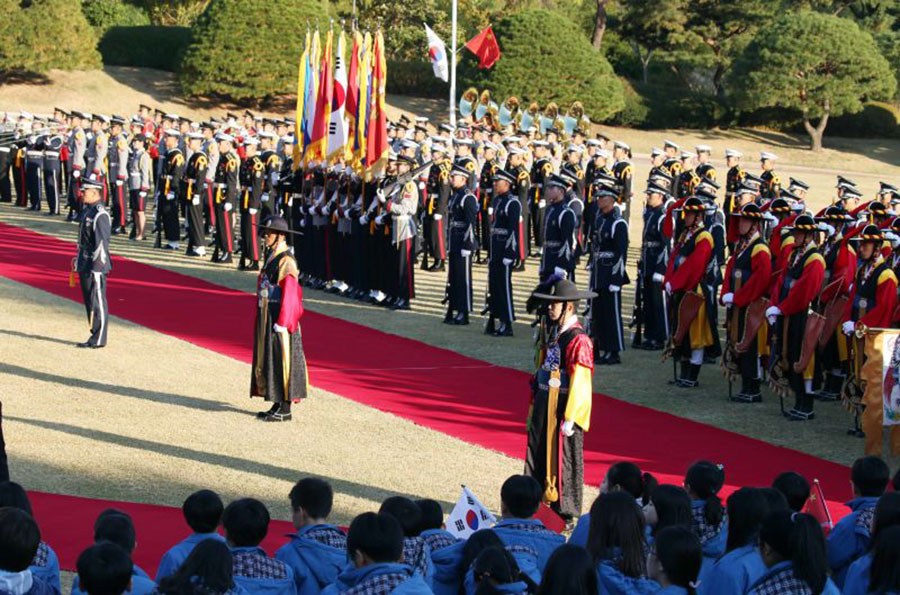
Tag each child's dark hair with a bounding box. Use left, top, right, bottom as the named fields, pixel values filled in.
left=606, top=462, right=657, bottom=506
left=76, top=542, right=134, bottom=595
left=183, top=490, right=224, bottom=534
left=346, top=512, right=403, bottom=564
left=157, top=539, right=234, bottom=595
left=872, top=492, right=900, bottom=546
left=654, top=526, right=702, bottom=595
left=725, top=487, right=768, bottom=552
left=685, top=461, right=725, bottom=528
left=758, top=488, right=789, bottom=513
left=501, top=475, right=542, bottom=519
left=379, top=496, right=422, bottom=537
left=772, top=472, right=811, bottom=513
left=460, top=529, right=505, bottom=594
left=759, top=511, right=827, bottom=595
left=472, top=546, right=533, bottom=595
left=94, top=509, right=136, bottom=553
left=869, top=525, right=900, bottom=595
left=0, top=507, right=40, bottom=572
left=586, top=491, right=647, bottom=579
left=0, top=482, right=33, bottom=515
left=289, top=478, right=334, bottom=520
left=851, top=456, right=890, bottom=497
left=536, top=544, right=598, bottom=595
left=649, top=485, right=692, bottom=537
left=222, top=498, right=270, bottom=547
left=415, top=499, right=444, bottom=533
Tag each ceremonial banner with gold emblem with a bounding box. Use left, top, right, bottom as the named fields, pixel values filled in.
left=879, top=331, right=900, bottom=425
left=858, top=328, right=900, bottom=455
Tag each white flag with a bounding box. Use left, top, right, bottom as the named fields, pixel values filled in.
left=328, top=31, right=349, bottom=161
left=445, top=486, right=496, bottom=539
left=424, top=23, right=449, bottom=83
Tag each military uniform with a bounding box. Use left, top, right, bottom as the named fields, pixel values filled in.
left=66, top=125, right=87, bottom=218
left=202, top=136, right=220, bottom=232
left=42, top=134, right=64, bottom=215
left=588, top=198, right=629, bottom=363
left=85, top=128, right=108, bottom=202
left=0, top=139, right=11, bottom=203
left=182, top=148, right=209, bottom=255
left=477, top=158, right=497, bottom=261
left=239, top=152, right=265, bottom=268
left=212, top=150, right=240, bottom=262
left=486, top=173, right=522, bottom=336
left=512, top=164, right=531, bottom=260
left=75, top=196, right=112, bottom=347
left=530, top=156, right=553, bottom=252
left=445, top=181, right=479, bottom=323
left=157, top=147, right=185, bottom=248
left=662, top=157, right=683, bottom=198
left=24, top=135, right=44, bottom=210
left=260, top=148, right=281, bottom=220
left=385, top=177, right=419, bottom=308
left=640, top=200, right=670, bottom=348
left=724, top=163, right=745, bottom=217
left=760, top=169, right=781, bottom=201
left=423, top=158, right=451, bottom=270
left=676, top=168, right=701, bottom=201
left=540, top=180, right=578, bottom=282
left=611, top=159, right=632, bottom=220
left=126, top=144, right=151, bottom=233
left=108, top=132, right=130, bottom=231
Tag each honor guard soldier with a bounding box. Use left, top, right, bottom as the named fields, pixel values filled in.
left=485, top=168, right=523, bottom=337
left=477, top=141, right=499, bottom=263
left=182, top=132, right=208, bottom=257
left=508, top=146, right=531, bottom=263
left=563, top=172, right=585, bottom=260
left=723, top=148, right=745, bottom=218
left=212, top=134, right=239, bottom=264
left=158, top=129, right=185, bottom=250
left=647, top=148, right=667, bottom=181
left=74, top=178, right=112, bottom=348
left=721, top=204, right=772, bottom=403
left=759, top=151, right=781, bottom=200
left=611, top=141, right=633, bottom=221
left=41, top=129, right=64, bottom=216
left=423, top=143, right=451, bottom=271
left=86, top=114, right=109, bottom=202
left=766, top=215, right=825, bottom=421
left=453, top=137, right=478, bottom=191
left=675, top=151, right=702, bottom=200
left=584, top=149, right=613, bottom=247
left=638, top=180, right=672, bottom=351
left=258, top=132, right=281, bottom=220
left=530, top=140, right=554, bottom=256
left=11, top=119, right=28, bottom=207
left=378, top=155, right=419, bottom=310
left=788, top=177, right=810, bottom=207
left=539, top=174, right=578, bottom=282
left=24, top=129, right=44, bottom=211
left=239, top=137, right=264, bottom=271
left=664, top=197, right=716, bottom=388
left=662, top=140, right=683, bottom=195
left=561, top=144, right=586, bottom=200
left=107, top=116, right=129, bottom=233
left=201, top=122, right=220, bottom=234
left=695, top=145, right=716, bottom=182
left=588, top=185, right=628, bottom=365
left=127, top=134, right=152, bottom=241
left=444, top=163, right=479, bottom=325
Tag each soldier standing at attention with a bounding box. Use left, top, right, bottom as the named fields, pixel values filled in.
left=158, top=129, right=185, bottom=251
left=201, top=122, right=220, bottom=235
left=486, top=169, right=522, bottom=337
left=127, top=134, right=152, bottom=241
left=723, top=149, right=745, bottom=218
left=611, top=141, right=633, bottom=222
left=508, top=146, right=530, bottom=265
left=423, top=143, right=451, bottom=272
left=662, top=140, right=683, bottom=198
left=239, top=137, right=264, bottom=271
left=107, top=116, right=130, bottom=234
left=182, top=132, right=208, bottom=257
left=378, top=155, right=419, bottom=310
left=759, top=152, right=781, bottom=201
left=444, top=163, right=479, bottom=325
left=74, top=179, right=112, bottom=349
left=212, top=134, right=239, bottom=264
left=589, top=186, right=629, bottom=365
left=695, top=145, right=716, bottom=182
left=539, top=174, right=577, bottom=282
left=639, top=180, right=672, bottom=351
left=41, top=127, right=64, bottom=216
left=477, top=141, right=499, bottom=264
left=86, top=114, right=109, bottom=203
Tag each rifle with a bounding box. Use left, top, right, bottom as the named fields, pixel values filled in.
left=378, top=160, right=433, bottom=199
left=630, top=259, right=644, bottom=348
left=154, top=191, right=162, bottom=248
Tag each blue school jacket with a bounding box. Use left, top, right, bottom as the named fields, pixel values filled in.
left=430, top=540, right=465, bottom=595
left=231, top=546, right=297, bottom=595
left=72, top=565, right=156, bottom=595
left=569, top=513, right=590, bottom=548
left=156, top=532, right=227, bottom=581
left=697, top=544, right=765, bottom=595
left=321, top=563, right=433, bottom=595
left=653, top=587, right=688, bottom=595
left=492, top=519, right=565, bottom=573
left=827, top=497, right=878, bottom=589
left=275, top=525, right=349, bottom=595
left=29, top=542, right=61, bottom=594
left=745, top=561, right=840, bottom=595
left=594, top=558, right=659, bottom=595
left=0, top=573, right=58, bottom=595
left=841, top=552, right=872, bottom=595
left=420, top=529, right=460, bottom=554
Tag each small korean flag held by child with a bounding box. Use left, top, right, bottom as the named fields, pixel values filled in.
left=446, top=486, right=496, bottom=539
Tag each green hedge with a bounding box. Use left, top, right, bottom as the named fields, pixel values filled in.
left=82, top=0, right=150, bottom=32
left=827, top=101, right=900, bottom=138
left=98, top=25, right=192, bottom=71
left=386, top=61, right=447, bottom=99
left=612, top=80, right=724, bottom=129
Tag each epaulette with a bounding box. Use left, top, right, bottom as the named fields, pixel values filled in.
left=878, top=268, right=897, bottom=286
left=751, top=243, right=770, bottom=258
left=517, top=170, right=529, bottom=182
left=465, top=160, right=476, bottom=172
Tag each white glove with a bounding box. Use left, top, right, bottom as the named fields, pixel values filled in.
left=273, top=324, right=288, bottom=334
left=652, top=273, right=665, bottom=284
left=139, top=191, right=147, bottom=198
left=433, top=214, right=443, bottom=220
left=377, top=189, right=386, bottom=204
left=722, top=292, right=734, bottom=306
left=249, top=208, right=258, bottom=215
left=191, top=196, right=200, bottom=206
left=554, top=266, right=568, bottom=279
left=842, top=320, right=856, bottom=336
left=765, top=305, right=782, bottom=319
left=886, top=231, right=900, bottom=249
left=461, top=249, right=471, bottom=258
left=502, top=258, right=513, bottom=266
left=488, top=207, right=494, bottom=216
left=89, top=172, right=98, bottom=181
left=608, top=285, right=621, bottom=293
left=664, top=282, right=672, bottom=295
left=261, top=193, right=269, bottom=203
left=299, top=219, right=306, bottom=227
left=538, top=200, right=546, bottom=208
left=166, top=192, right=175, bottom=200
left=375, top=215, right=384, bottom=225
left=72, top=169, right=81, bottom=179
left=359, top=215, right=368, bottom=225
left=115, top=179, right=123, bottom=187
left=561, top=420, right=575, bottom=437
left=817, top=222, right=835, bottom=236
left=223, top=202, right=233, bottom=212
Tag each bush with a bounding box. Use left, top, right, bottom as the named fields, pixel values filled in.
left=99, top=26, right=191, bottom=71
left=460, top=9, right=624, bottom=123
left=610, top=80, right=724, bottom=129
left=82, top=0, right=150, bottom=32
left=179, top=0, right=329, bottom=101
left=827, top=102, right=900, bottom=138
left=386, top=61, right=447, bottom=99
left=0, top=0, right=101, bottom=73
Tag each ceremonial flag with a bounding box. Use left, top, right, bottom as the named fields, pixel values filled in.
left=424, top=23, right=449, bottom=82
left=308, top=28, right=334, bottom=163
left=446, top=486, right=496, bottom=539
left=365, top=30, right=388, bottom=180
left=327, top=29, right=349, bottom=162
left=354, top=32, right=372, bottom=171
left=464, top=26, right=501, bottom=69
left=293, top=30, right=311, bottom=170
left=853, top=327, right=900, bottom=453
left=804, top=479, right=834, bottom=536
left=303, top=29, right=321, bottom=158
left=345, top=30, right=361, bottom=168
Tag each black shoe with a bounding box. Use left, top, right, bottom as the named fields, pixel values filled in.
left=76, top=341, right=96, bottom=348
left=111, top=227, right=122, bottom=235
left=245, top=262, right=259, bottom=271
left=443, top=312, right=455, bottom=324
left=43, top=211, right=57, bottom=217
left=484, top=317, right=496, bottom=335
left=162, top=244, right=177, bottom=250
left=641, top=340, right=664, bottom=351
left=256, top=404, right=280, bottom=419
left=452, top=312, right=469, bottom=325
left=493, top=323, right=513, bottom=337
left=432, top=261, right=446, bottom=272
left=66, top=212, right=77, bottom=222
left=129, top=229, right=136, bottom=240
left=390, top=299, right=411, bottom=310
left=731, top=391, right=762, bottom=403
left=603, top=353, right=621, bottom=365
left=219, top=253, right=233, bottom=264
left=261, top=411, right=293, bottom=422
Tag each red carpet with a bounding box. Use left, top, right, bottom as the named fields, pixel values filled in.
left=0, top=221, right=853, bottom=573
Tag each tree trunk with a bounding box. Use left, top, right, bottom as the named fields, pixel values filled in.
left=629, top=41, right=652, bottom=84
left=802, top=102, right=830, bottom=152
left=591, top=0, right=608, bottom=50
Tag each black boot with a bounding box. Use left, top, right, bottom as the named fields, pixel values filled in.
left=443, top=310, right=455, bottom=324
left=484, top=316, right=496, bottom=335
left=493, top=322, right=513, bottom=337
left=734, top=377, right=762, bottom=403
left=452, top=312, right=469, bottom=325
left=789, top=392, right=815, bottom=421
left=815, top=373, right=841, bottom=401
left=255, top=403, right=279, bottom=419
left=678, top=363, right=700, bottom=388
left=263, top=401, right=292, bottom=422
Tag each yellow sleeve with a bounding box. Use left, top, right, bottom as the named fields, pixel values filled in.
left=564, top=364, right=593, bottom=432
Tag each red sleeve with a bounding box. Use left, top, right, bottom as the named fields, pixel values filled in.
left=276, top=274, right=304, bottom=332
left=821, top=245, right=856, bottom=303
left=666, top=234, right=712, bottom=292
left=859, top=273, right=898, bottom=328
left=733, top=248, right=772, bottom=307
left=777, top=256, right=825, bottom=316
left=60, top=146, right=69, bottom=160
left=662, top=198, right=685, bottom=239
left=565, top=332, right=595, bottom=374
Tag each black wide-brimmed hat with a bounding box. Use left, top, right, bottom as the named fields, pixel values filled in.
left=785, top=214, right=818, bottom=232
left=849, top=224, right=884, bottom=242
left=731, top=203, right=764, bottom=219
left=529, top=278, right=596, bottom=302
left=258, top=216, right=290, bottom=235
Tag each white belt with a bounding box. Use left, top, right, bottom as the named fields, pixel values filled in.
left=27, top=151, right=43, bottom=158
left=44, top=151, right=60, bottom=157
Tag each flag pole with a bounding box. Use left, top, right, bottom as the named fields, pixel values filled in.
left=449, top=0, right=458, bottom=128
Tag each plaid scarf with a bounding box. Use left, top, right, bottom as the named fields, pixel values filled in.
left=341, top=571, right=412, bottom=595
left=749, top=565, right=812, bottom=595
left=856, top=504, right=876, bottom=537
left=691, top=505, right=726, bottom=545
left=233, top=549, right=289, bottom=580
left=304, top=526, right=348, bottom=550
left=31, top=542, right=50, bottom=567
left=422, top=532, right=458, bottom=553
left=402, top=537, right=429, bottom=576
left=497, top=522, right=556, bottom=536
left=505, top=544, right=538, bottom=559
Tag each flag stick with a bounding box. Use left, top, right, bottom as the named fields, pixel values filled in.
left=449, top=0, right=458, bottom=128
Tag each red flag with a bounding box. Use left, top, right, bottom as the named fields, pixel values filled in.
left=365, top=30, right=388, bottom=179
left=533, top=503, right=566, bottom=534
left=308, top=29, right=334, bottom=162
left=804, top=479, right=834, bottom=536
left=464, top=26, right=501, bottom=69
left=346, top=30, right=361, bottom=148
